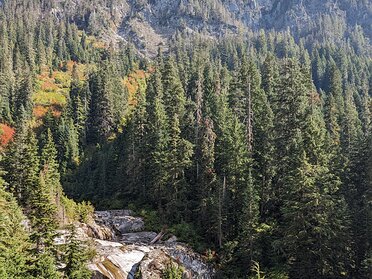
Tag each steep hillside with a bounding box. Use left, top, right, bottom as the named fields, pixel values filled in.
left=0, top=0, right=371, bottom=278
left=2, top=0, right=368, bottom=56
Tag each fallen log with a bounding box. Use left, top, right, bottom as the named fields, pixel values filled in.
left=150, top=228, right=166, bottom=244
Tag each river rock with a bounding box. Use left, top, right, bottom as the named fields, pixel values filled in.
left=95, top=210, right=134, bottom=221
left=83, top=223, right=115, bottom=240
left=116, top=216, right=145, bottom=233
left=90, top=239, right=152, bottom=279
left=86, top=210, right=215, bottom=278
left=137, top=249, right=177, bottom=279
left=164, top=245, right=214, bottom=278
left=166, top=235, right=178, bottom=243
left=91, top=271, right=110, bottom=279
left=94, top=210, right=145, bottom=234
left=121, top=231, right=158, bottom=244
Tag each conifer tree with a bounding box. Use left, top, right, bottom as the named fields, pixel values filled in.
left=31, top=251, right=61, bottom=279
left=41, top=129, right=63, bottom=200
left=359, top=80, right=371, bottom=135
left=273, top=58, right=307, bottom=207
left=345, top=124, right=372, bottom=278
left=213, top=65, right=234, bottom=248
left=29, top=172, right=58, bottom=251
left=279, top=65, right=353, bottom=279
left=165, top=114, right=193, bottom=221
left=15, top=70, right=33, bottom=122
left=0, top=179, right=32, bottom=279
left=162, top=56, right=186, bottom=119
left=70, top=63, right=82, bottom=125
left=324, top=92, right=341, bottom=145
left=63, top=225, right=92, bottom=279
left=324, top=61, right=344, bottom=143
left=125, top=88, right=147, bottom=200
left=29, top=129, right=61, bottom=251
left=196, top=117, right=218, bottom=242
left=341, top=84, right=363, bottom=157
left=87, top=65, right=114, bottom=144
left=57, top=117, right=80, bottom=171
left=3, top=126, right=40, bottom=206
left=261, top=53, right=279, bottom=105
left=160, top=56, right=193, bottom=220
left=144, top=68, right=169, bottom=208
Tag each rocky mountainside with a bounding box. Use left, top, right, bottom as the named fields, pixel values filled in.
left=6, top=0, right=368, bottom=56
left=51, top=0, right=371, bottom=56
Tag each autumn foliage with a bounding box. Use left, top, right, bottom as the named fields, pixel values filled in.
left=0, top=124, right=15, bottom=147
left=123, top=70, right=148, bottom=106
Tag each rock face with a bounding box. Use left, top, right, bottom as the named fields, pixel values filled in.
left=83, top=210, right=214, bottom=279
left=108, top=1, right=372, bottom=55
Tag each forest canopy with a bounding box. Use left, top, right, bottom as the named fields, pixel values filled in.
left=0, top=0, right=371, bottom=278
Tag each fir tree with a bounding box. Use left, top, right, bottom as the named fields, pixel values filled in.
left=162, top=56, right=186, bottom=119
left=261, top=53, right=279, bottom=105
left=0, top=179, right=32, bottom=279
left=3, top=126, right=40, bottom=206
left=87, top=64, right=114, bottom=144
left=31, top=251, right=61, bottom=279
left=125, top=88, right=147, bottom=201
left=41, top=129, right=63, bottom=210
left=165, top=114, right=193, bottom=221
left=63, top=225, right=92, bottom=279
left=273, top=58, right=307, bottom=208
left=196, top=117, right=218, bottom=243
left=144, top=68, right=169, bottom=208
left=29, top=172, right=58, bottom=251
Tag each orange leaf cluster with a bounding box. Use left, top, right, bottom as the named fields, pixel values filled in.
left=41, top=80, right=59, bottom=91
left=33, top=105, right=62, bottom=119
left=123, top=70, right=148, bottom=106
left=0, top=124, right=15, bottom=147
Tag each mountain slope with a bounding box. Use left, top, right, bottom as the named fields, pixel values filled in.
left=53, top=0, right=371, bottom=56
left=2, top=0, right=369, bottom=56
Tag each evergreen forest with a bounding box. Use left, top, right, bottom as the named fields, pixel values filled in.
left=0, top=0, right=371, bottom=278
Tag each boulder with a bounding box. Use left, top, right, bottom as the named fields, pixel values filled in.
left=137, top=249, right=183, bottom=279
left=91, top=270, right=110, bottom=279
left=94, top=210, right=145, bottom=234
left=166, top=235, right=178, bottom=243
left=86, top=223, right=115, bottom=240
left=115, top=216, right=145, bottom=233
left=164, top=245, right=215, bottom=278
left=90, top=239, right=151, bottom=279
left=121, top=232, right=158, bottom=244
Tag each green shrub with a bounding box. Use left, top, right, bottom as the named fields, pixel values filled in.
left=61, top=196, right=78, bottom=221
left=265, top=267, right=289, bottom=279
left=139, top=209, right=163, bottom=232
left=162, top=263, right=183, bottom=279
left=77, top=201, right=94, bottom=223
left=169, top=222, right=204, bottom=252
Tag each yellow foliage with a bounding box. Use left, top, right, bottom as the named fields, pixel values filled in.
left=123, top=70, right=148, bottom=107
left=33, top=91, right=67, bottom=106
left=33, top=63, right=87, bottom=118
